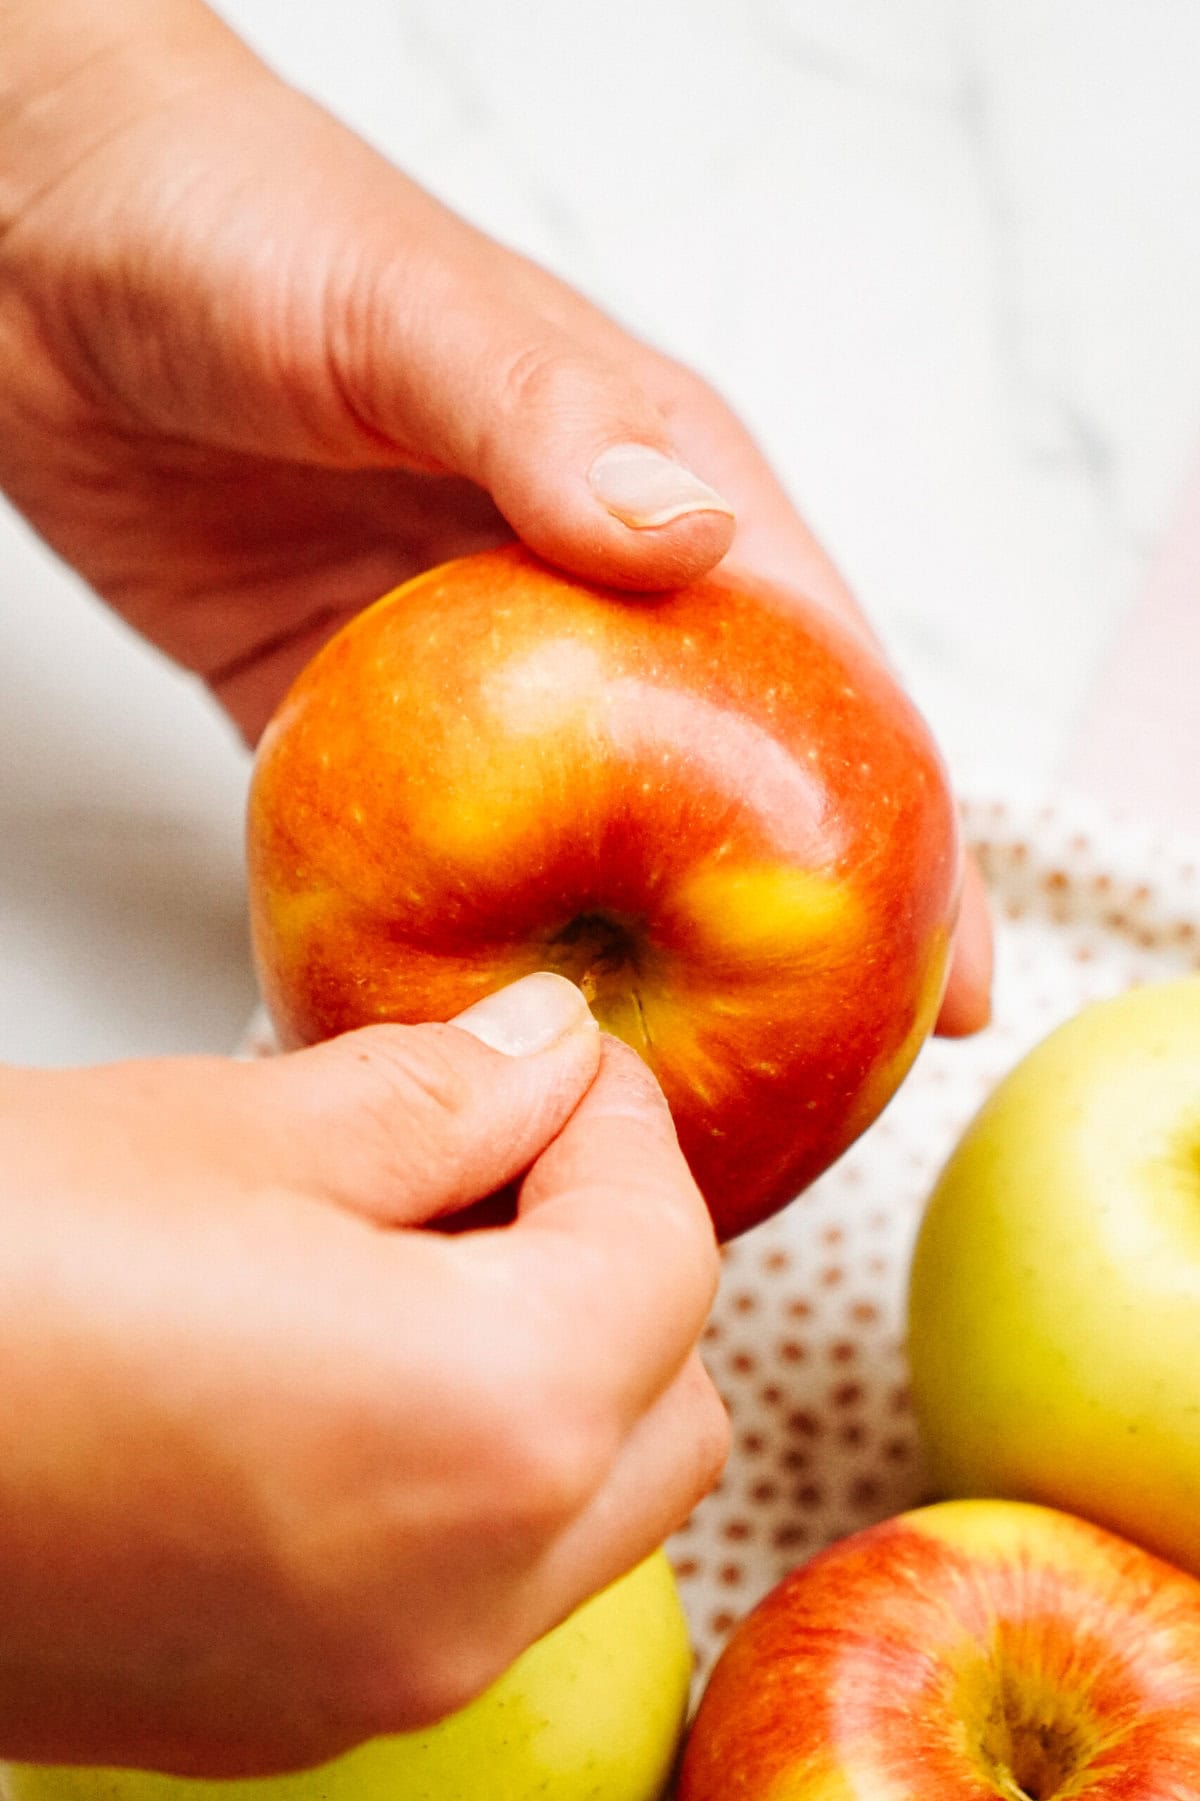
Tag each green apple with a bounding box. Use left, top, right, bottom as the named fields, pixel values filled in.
left=907, top=974, right=1200, bottom=1575
left=3, top=1552, right=691, bottom=1801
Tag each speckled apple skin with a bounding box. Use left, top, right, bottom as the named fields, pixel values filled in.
left=248, top=546, right=959, bottom=1239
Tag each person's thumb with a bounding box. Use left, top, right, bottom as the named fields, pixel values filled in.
left=327, top=189, right=737, bottom=590
left=89, top=60, right=736, bottom=593
left=254, top=973, right=601, bottom=1227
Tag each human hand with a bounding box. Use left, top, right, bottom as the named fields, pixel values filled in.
left=0, top=974, right=726, bottom=1776
left=0, top=0, right=989, bottom=1030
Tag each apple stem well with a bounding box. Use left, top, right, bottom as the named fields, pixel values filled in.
left=543, top=911, right=653, bottom=1047
left=973, top=1670, right=1101, bottom=1801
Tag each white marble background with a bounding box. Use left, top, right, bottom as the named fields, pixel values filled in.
left=3, top=0, right=1199, bottom=1066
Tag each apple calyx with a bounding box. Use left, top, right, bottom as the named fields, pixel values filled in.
left=969, top=1664, right=1102, bottom=1801
left=542, top=909, right=648, bottom=1026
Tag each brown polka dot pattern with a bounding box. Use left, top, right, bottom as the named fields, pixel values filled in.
left=236, top=792, right=1200, bottom=1696
left=661, top=792, right=1200, bottom=1689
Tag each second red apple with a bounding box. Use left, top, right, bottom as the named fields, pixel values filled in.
left=679, top=1500, right=1200, bottom=1798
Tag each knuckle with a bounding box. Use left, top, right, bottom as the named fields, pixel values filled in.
left=333, top=1025, right=477, bottom=1188
left=654, top=354, right=727, bottom=422
left=329, top=1640, right=508, bottom=1741
left=253, top=1439, right=528, bottom=1738
left=494, top=334, right=586, bottom=422
left=397, top=1656, right=500, bottom=1731
left=481, top=1377, right=610, bottom=1540
left=502, top=1415, right=607, bottom=1539
left=350, top=1025, right=474, bottom=1122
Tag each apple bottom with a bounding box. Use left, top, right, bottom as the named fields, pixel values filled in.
left=3, top=1552, right=690, bottom=1801
left=264, top=901, right=952, bottom=1244
left=678, top=1500, right=1200, bottom=1800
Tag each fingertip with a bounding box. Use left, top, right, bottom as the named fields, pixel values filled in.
left=501, top=456, right=736, bottom=594
left=450, top=971, right=598, bottom=1058
left=587, top=442, right=733, bottom=528
left=935, top=854, right=994, bottom=1037
left=261, top=992, right=602, bottom=1228
left=935, top=978, right=992, bottom=1039
left=589, top=1033, right=679, bottom=1127
left=524, top=1036, right=719, bottom=1285
left=589, top=504, right=738, bottom=593
left=473, top=341, right=737, bottom=591
left=581, top=441, right=736, bottom=588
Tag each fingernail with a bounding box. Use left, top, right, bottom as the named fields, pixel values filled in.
left=588, top=443, right=735, bottom=530
left=451, top=972, right=596, bottom=1056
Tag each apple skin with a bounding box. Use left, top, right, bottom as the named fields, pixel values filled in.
left=678, top=1498, right=1200, bottom=1799
left=2, top=1551, right=690, bottom=1801
left=908, top=976, right=1200, bottom=1576
left=247, top=545, right=959, bottom=1240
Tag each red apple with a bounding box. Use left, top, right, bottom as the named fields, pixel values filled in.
left=247, top=545, right=959, bottom=1239
left=679, top=1499, right=1200, bottom=1799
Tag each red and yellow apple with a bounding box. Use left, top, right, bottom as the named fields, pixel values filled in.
left=247, top=545, right=959, bottom=1239
left=678, top=1499, right=1200, bottom=1799
left=908, top=976, right=1200, bottom=1575
left=3, top=1551, right=691, bottom=1801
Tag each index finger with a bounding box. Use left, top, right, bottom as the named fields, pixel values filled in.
left=481, top=1036, right=721, bottom=1430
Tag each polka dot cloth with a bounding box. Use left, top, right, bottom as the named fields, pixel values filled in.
left=238, top=791, right=1200, bottom=1690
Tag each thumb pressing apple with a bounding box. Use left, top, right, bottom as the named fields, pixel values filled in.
left=0, top=978, right=727, bottom=1776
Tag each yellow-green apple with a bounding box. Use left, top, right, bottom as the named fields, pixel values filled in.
left=2, top=1550, right=690, bottom=1801
left=908, top=976, right=1200, bottom=1575
left=247, top=545, right=960, bottom=1239
left=678, top=1499, right=1200, bottom=1799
